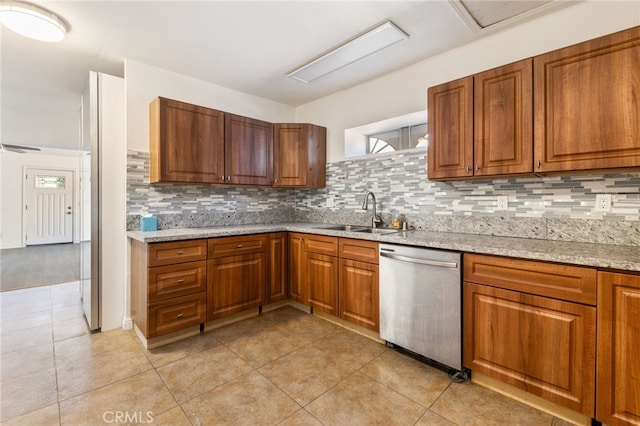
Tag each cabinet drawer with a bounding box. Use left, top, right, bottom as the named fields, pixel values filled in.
left=464, top=253, right=596, bottom=305
left=148, top=239, right=207, bottom=267
left=304, top=234, right=338, bottom=256
left=148, top=293, right=206, bottom=338
left=208, top=235, right=267, bottom=258
left=339, top=238, right=378, bottom=263
left=148, top=261, right=207, bottom=302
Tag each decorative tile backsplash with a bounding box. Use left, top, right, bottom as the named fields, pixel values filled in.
left=127, top=148, right=640, bottom=245
left=295, top=149, right=640, bottom=221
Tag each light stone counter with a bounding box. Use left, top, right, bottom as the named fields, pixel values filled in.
left=127, top=223, right=640, bottom=272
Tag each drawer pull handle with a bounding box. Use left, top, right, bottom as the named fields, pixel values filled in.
left=176, top=250, right=184, bottom=255
left=176, top=313, right=184, bottom=318
left=177, top=279, right=185, bottom=284
left=237, top=244, right=243, bottom=248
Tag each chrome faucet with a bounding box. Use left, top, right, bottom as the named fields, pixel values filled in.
left=362, top=191, right=382, bottom=228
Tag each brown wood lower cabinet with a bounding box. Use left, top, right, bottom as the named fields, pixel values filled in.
left=596, top=271, right=640, bottom=426
left=266, top=232, right=287, bottom=304
left=288, top=233, right=307, bottom=305
left=303, top=234, right=379, bottom=330
left=148, top=293, right=207, bottom=338
left=131, top=238, right=208, bottom=339
left=306, top=252, right=339, bottom=315
left=463, top=253, right=597, bottom=416
left=339, top=259, right=378, bottom=331
left=207, top=234, right=267, bottom=320
left=464, top=282, right=596, bottom=415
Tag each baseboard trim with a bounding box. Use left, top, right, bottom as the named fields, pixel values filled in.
left=121, top=316, right=133, bottom=330
left=472, top=372, right=591, bottom=426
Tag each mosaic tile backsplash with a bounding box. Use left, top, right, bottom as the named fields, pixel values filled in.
left=127, top=149, right=640, bottom=245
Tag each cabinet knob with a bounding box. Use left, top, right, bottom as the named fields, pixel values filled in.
left=227, top=176, right=231, bottom=181
left=177, top=279, right=184, bottom=284
left=176, top=250, right=184, bottom=255
left=176, top=313, right=184, bottom=319
left=465, top=166, right=471, bottom=173
left=475, top=165, right=480, bottom=171
left=237, top=244, right=243, bottom=248
left=537, top=160, right=541, bottom=168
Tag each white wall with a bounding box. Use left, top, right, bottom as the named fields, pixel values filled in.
left=295, top=0, right=640, bottom=162
left=125, top=60, right=296, bottom=152
left=0, top=151, right=81, bottom=249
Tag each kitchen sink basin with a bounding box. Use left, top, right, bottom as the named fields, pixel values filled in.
left=354, top=228, right=399, bottom=234
left=316, top=225, right=370, bottom=232
left=315, top=224, right=399, bottom=234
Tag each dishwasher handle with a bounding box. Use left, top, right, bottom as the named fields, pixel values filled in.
left=380, top=251, right=458, bottom=269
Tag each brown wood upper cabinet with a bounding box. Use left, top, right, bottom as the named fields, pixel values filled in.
left=150, top=97, right=224, bottom=183
left=150, top=97, right=327, bottom=188
left=273, top=123, right=327, bottom=188
left=428, top=59, right=532, bottom=180
left=474, top=59, right=533, bottom=177
left=225, top=114, right=273, bottom=185
left=427, top=76, right=473, bottom=179
left=534, top=26, right=640, bottom=173
left=428, top=26, right=640, bottom=180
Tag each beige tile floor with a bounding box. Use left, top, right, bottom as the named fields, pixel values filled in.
left=0, top=281, right=575, bottom=425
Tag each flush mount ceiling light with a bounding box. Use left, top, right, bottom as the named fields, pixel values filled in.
left=288, top=20, right=409, bottom=84
left=0, top=0, right=68, bottom=42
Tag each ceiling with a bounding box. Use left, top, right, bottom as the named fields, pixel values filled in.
left=1, top=0, right=570, bottom=150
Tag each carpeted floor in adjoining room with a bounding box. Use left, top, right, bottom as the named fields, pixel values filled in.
left=0, top=242, right=84, bottom=292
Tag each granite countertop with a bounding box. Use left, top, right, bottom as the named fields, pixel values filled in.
left=127, top=223, right=640, bottom=272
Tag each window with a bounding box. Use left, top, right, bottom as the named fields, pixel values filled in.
left=344, top=110, right=427, bottom=159
left=35, top=175, right=66, bottom=189
left=366, top=123, right=427, bottom=155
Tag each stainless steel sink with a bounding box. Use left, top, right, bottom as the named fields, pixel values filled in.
left=314, top=224, right=399, bottom=234
left=354, top=228, right=399, bottom=234
left=316, top=224, right=370, bottom=231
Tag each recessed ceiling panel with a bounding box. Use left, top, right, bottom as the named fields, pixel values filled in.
left=461, top=0, right=553, bottom=28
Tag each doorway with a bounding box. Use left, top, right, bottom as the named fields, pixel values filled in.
left=24, top=168, right=74, bottom=246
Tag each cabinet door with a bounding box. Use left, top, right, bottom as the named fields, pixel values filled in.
left=339, top=259, right=379, bottom=331
left=464, top=282, right=596, bottom=416
left=474, top=59, right=533, bottom=176
left=150, top=97, right=224, bottom=184
left=273, top=123, right=327, bottom=188
left=288, top=233, right=308, bottom=305
left=266, top=233, right=288, bottom=304
left=534, top=26, right=640, bottom=172
left=597, top=271, right=640, bottom=426
left=306, top=252, right=338, bottom=316
left=225, top=114, right=273, bottom=185
left=427, top=76, right=473, bottom=180
left=207, top=253, right=265, bottom=320
left=273, top=124, right=308, bottom=187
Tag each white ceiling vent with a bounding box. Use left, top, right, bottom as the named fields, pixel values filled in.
left=460, top=0, right=553, bottom=28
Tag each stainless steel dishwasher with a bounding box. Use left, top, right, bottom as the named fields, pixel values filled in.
left=379, top=243, right=462, bottom=371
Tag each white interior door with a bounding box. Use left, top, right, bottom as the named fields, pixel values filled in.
left=25, top=168, right=74, bottom=245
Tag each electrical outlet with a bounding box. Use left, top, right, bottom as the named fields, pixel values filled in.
left=496, top=196, right=509, bottom=211
left=326, top=197, right=335, bottom=208
left=595, top=194, right=612, bottom=212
